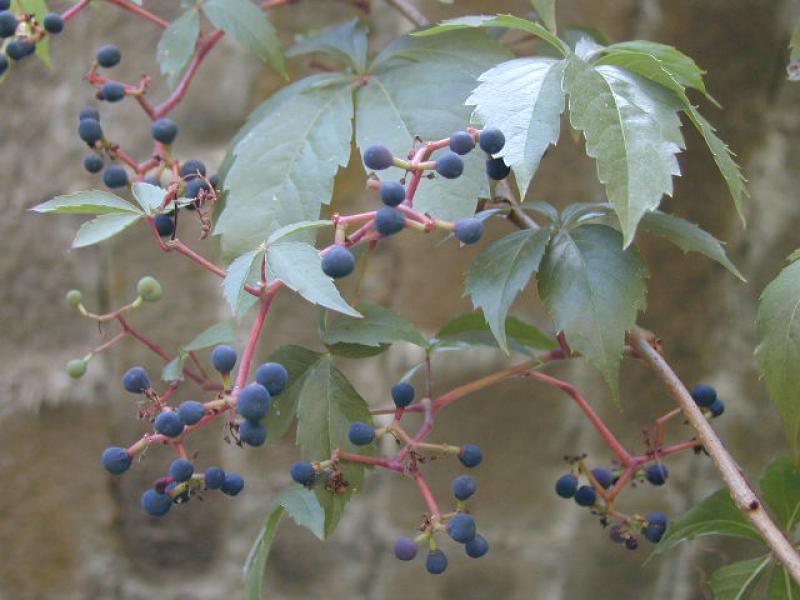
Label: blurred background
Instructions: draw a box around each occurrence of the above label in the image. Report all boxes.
[1,0,799,598]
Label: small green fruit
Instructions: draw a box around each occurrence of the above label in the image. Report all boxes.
[66,289,82,308]
[67,359,87,379]
[136,276,162,302]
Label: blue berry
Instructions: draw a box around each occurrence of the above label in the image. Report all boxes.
[394,537,418,561]
[643,512,668,543]
[486,157,511,180]
[391,382,415,408]
[256,362,289,396]
[435,151,464,179]
[101,446,131,475]
[290,461,316,486]
[221,472,245,496]
[169,458,194,482]
[690,384,717,407]
[454,218,484,245]
[710,398,725,417]
[449,131,475,155]
[96,44,121,68]
[6,39,31,61]
[83,153,104,173]
[645,464,669,486]
[591,468,614,490]
[79,106,100,121]
[154,411,184,438]
[211,344,238,374]
[425,550,448,575]
[141,489,171,516]
[0,11,17,38]
[625,537,639,550]
[363,144,394,171]
[448,513,476,543]
[479,127,505,154]
[465,533,489,558]
[375,206,405,236]
[239,419,267,446]
[321,245,356,279]
[555,474,578,498]
[459,444,483,468]
[647,511,668,527]
[204,466,226,490]
[609,524,626,544]
[78,118,103,146]
[379,180,405,206]
[122,366,150,393]
[185,178,209,199]
[151,118,178,144]
[180,159,206,179]
[154,213,175,237]
[177,400,205,426]
[574,485,597,507]
[0,54,8,76]
[43,13,64,34]
[237,383,271,421]
[102,82,126,102]
[103,165,128,188]
[452,475,477,501]
[348,421,375,446]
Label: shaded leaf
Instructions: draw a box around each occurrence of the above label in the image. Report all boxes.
[266,219,332,246]
[131,182,169,215]
[639,210,744,281]
[327,342,390,359]
[157,8,200,89]
[184,320,237,352]
[710,555,771,600]
[465,228,552,352]
[435,312,556,354]
[223,249,264,316]
[537,224,648,402]
[72,212,142,249]
[768,564,800,600]
[760,457,800,532]
[31,190,141,214]
[530,0,557,33]
[287,18,368,73]
[756,260,800,462]
[161,355,186,382]
[322,303,427,348]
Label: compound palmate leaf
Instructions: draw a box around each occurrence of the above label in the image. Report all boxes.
[31,190,141,214]
[709,554,772,600]
[465,228,552,352]
[756,259,800,462]
[538,224,648,402]
[216,74,355,256]
[356,30,511,222]
[72,213,142,249]
[157,8,200,89]
[563,54,684,246]
[294,354,374,537]
[467,57,567,197]
[322,303,428,348]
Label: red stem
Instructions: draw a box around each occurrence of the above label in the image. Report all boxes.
[337,451,401,471]
[413,471,440,517]
[234,288,280,392]
[104,0,169,28]
[62,0,91,21]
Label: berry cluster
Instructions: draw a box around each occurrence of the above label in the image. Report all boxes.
[99,344,289,517]
[321,127,508,280]
[0,2,63,76]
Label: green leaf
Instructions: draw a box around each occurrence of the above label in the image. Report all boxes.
[435,312,557,354]
[287,18,368,73]
[266,242,360,318]
[538,224,648,402]
[756,260,800,462]
[215,74,354,256]
[162,355,186,382]
[131,182,169,215]
[563,54,684,246]
[355,31,510,223]
[266,219,332,246]
[467,57,566,196]
[791,28,800,63]
[639,210,744,281]
[223,249,264,315]
[157,8,200,89]
[322,303,428,348]
[327,342,390,359]
[656,489,763,554]
[264,345,324,444]
[244,486,324,600]
[413,14,568,56]
[760,457,800,531]
[710,555,772,600]
[295,354,374,537]
[530,0,557,33]
[768,564,800,599]
[202,0,285,77]
[72,212,142,249]
[788,249,800,264]
[184,320,238,352]
[465,228,552,352]
[30,190,141,214]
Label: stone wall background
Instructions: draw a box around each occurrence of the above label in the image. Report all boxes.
[1,0,799,598]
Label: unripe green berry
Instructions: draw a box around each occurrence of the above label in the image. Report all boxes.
[66,289,83,308]
[136,276,163,302]
[67,359,87,379]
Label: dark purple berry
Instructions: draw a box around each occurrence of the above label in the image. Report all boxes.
[83,153,104,173]
[256,362,289,396]
[96,44,121,68]
[122,366,150,393]
[102,81,126,103]
[425,550,448,574]
[78,118,103,146]
[185,177,209,199]
[180,159,206,179]
[555,474,578,498]
[591,468,614,490]
[169,458,194,482]
[452,475,477,501]
[101,446,131,475]
[454,218,484,245]
[211,344,237,374]
[43,13,64,34]
[177,400,205,426]
[204,466,226,490]
[141,489,171,516]
[379,180,405,206]
[0,54,8,76]
[394,537,418,561]
[609,525,626,544]
[465,533,489,558]
[239,419,267,446]
[447,513,477,543]
[435,151,464,179]
[459,444,483,468]
[154,411,184,438]
[290,461,316,486]
[151,118,178,144]
[321,245,356,279]
[6,39,33,61]
[0,1,10,11]
[221,472,245,496]
[486,157,511,180]
[103,165,128,188]
[574,485,597,507]
[237,383,271,421]
[479,127,505,154]
[690,384,717,407]
[710,398,725,417]
[363,144,394,171]
[0,11,17,38]
[375,206,405,236]
[625,537,639,550]
[449,131,475,155]
[348,421,375,446]
[154,213,175,237]
[645,464,669,486]
[79,106,100,122]
[391,382,415,408]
